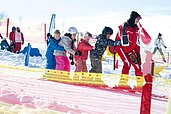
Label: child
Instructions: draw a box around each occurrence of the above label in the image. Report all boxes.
[53,27,82,72]
[89,26,120,73]
[45,30,64,70]
[75,32,93,72]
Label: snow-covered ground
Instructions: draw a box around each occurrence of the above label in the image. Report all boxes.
[0,41,171,114]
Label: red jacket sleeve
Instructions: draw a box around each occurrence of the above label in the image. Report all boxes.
[9,32,15,41]
[79,42,93,51]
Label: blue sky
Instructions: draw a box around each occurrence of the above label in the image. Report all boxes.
[0,0,171,22]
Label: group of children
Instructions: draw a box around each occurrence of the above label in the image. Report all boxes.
[45,26,119,73]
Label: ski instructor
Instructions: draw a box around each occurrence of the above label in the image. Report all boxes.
[115,11,143,85]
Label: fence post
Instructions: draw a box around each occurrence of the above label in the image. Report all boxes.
[140,61,154,114]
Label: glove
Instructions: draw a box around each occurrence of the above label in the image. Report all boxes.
[69,54,73,60]
[71,61,75,65]
[75,51,82,56]
[113,40,121,46]
[128,51,138,64]
[156,47,159,50]
[73,39,76,43]
[164,46,167,49]
[136,53,141,65]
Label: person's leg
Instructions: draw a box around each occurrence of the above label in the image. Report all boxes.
[64,56,70,72]
[17,42,21,53]
[75,59,83,72]
[117,47,131,75]
[117,47,131,87]
[15,42,21,53]
[13,43,18,53]
[152,47,157,54]
[82,60,88,72]
[89,54,96,73]
[98,60,102,73]
[52,56,56,70]
[158,48,166,62]
[89,54,102,73]
[55,56,65,70]
[46,55,54,69]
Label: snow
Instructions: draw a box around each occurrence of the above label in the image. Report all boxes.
[0,41,171,113]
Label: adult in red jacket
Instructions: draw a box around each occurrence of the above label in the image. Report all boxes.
[115,11,143,77]
[75,32,93,72]
[9,27,16,51]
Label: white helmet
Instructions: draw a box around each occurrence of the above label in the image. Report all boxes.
[68,27,78,34]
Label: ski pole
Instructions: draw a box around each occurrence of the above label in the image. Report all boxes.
[113,46,116,70]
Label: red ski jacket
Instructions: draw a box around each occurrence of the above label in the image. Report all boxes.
[75,39,93,60]
[9,31,15,42]
[115,22,140,54]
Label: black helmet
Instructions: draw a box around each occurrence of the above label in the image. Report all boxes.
[102,26,113,35]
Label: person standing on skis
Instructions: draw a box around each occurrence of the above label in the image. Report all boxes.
[152,33,167,62]
[115,11,143,77]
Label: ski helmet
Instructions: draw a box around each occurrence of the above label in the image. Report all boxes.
[68,27,78,34]
[102,26,113,35]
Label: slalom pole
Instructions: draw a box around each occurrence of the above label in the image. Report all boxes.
[44,23,46,42]
[6,18,9,38]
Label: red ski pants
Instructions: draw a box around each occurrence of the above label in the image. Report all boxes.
[13,42,21,53]
[116,47,143,76]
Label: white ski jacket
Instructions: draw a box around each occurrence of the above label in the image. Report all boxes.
[154,38,166,49]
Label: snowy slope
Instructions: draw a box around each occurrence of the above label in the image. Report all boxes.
[0,41,171,113]
[0,69,168,114]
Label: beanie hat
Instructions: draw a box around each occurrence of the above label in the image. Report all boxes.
[128,11,141,29]
[102,26,113,35]
[130,11,142,19]
[84,32,92,37]
[12,27,16,31]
